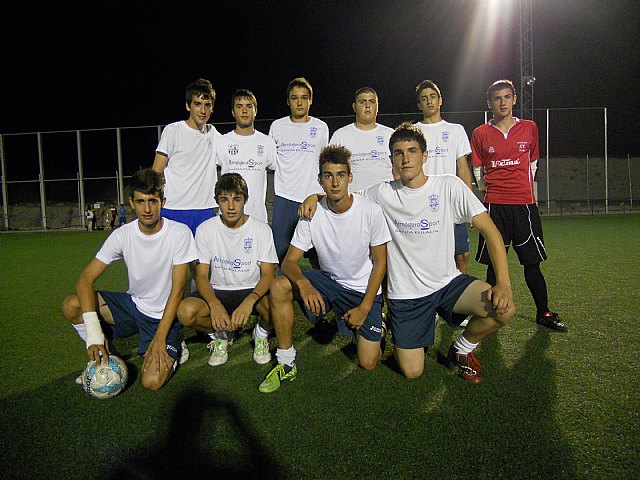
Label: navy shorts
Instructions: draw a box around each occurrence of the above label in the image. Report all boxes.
[454,223,470,255]
[189,288,260,316]
[98,291,182,360]
[271,196,300,263]
[300,270,383,342]
[387,274,476,349]
[161,207,216,236]
[477,203,547,266]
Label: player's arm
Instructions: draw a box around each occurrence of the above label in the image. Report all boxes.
[76,258,110,363]
[282,245,325,315]
[194,261,231,332]
[456,154,474,190]
[230,261,276,329]
[152,152,168,174]
[343,243,387,329]
[298,193,326,220]
[143,262,189,375]
[471,212,513,314]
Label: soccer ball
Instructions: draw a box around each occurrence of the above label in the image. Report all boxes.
[81,356,128,399]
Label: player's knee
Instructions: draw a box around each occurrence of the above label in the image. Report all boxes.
[61,294,81,323]
[270,276,293,302]
[176,301,197,327]
[401,364,424,379]
[496,303,516,326]
[359,356,378,371]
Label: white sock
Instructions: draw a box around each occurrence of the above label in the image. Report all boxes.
[254,323,270,339]
[276,346,296,367]
[73,323,87,342]
[453,333,479,355]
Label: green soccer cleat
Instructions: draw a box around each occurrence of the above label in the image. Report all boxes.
[258,363,297,393]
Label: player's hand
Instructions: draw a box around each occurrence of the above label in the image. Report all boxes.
[142,337,172,375]
[230,298,254,329]
[87,341,110,364]
[487,283,513,316]
[343,305,369,330]
[299,281,325,316]
[298,195,318,220]
[209,301,231,331]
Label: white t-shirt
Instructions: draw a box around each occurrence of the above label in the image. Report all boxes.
[196,216,278,291]
[216,130,277,223]
[96,219,197,318]
[268,116,329,202]
[329,123,394,192]
[414,120,471,176]
[156,121,220,210]
[291,194,391,294]
[362,175,485,299]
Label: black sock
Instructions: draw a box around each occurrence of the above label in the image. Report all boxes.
[524,263,549,317]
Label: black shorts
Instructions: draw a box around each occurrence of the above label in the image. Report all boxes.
[476,203,547,266]
[189,288,260,316]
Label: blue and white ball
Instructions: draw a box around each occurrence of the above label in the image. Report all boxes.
[81,356,128,399]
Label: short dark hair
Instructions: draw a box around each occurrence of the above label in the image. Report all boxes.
[215,173,249,201]
[415,79,441,102]
[318,145,351,175]
[486,79,516,101]
[389,122,427,153]
[354,87,377,101]
[186,78,216,104]
[128,168,163,199]
[287,77,313,99]
[231,89,257,110]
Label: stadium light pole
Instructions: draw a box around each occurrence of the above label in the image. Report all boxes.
[519,0,534,120]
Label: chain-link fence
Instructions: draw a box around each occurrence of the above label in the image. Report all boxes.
[1,108,637,230]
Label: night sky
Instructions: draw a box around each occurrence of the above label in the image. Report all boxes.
[3,0,639,156]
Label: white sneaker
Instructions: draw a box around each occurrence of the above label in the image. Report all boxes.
[179,340,190,365]
[459,318,469,327]
[207,339,229,366]
[252,335,272,365]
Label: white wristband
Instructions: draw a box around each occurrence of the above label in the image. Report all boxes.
[82,311,105,349]
[473,166,486,191]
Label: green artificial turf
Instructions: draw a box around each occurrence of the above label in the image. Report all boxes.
[0,215,638,479]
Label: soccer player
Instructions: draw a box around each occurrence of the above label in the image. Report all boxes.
[269,77,329,263]
[259,145,391,393]
[62,168,197,391]
[177,173,278,366]
[301,124,515,383]
[329,87,395,191]
[152,78,220,236]
[471,79,567,332]
[216,89,277,223]
[414,79,474,274]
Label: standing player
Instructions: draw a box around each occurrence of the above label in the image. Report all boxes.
[414,79,474,274]
[329,87,394,191]
[177,173,278,366]
[216,89,277,223]
[471,79,567,332]
[62,169,197,391]
[152,78,220,236]
[259,145,390,393]
[269,77,329,263]
[301,124,515,383]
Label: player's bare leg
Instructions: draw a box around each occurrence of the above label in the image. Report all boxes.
[177,296,214,333]
[394,347,425,379]
[356,334,382,371]
[269,276,296,349]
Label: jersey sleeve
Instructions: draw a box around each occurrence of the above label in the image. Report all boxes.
[156,124,175,156]
[368,202,391,247]
[450,177,486,223]
[470,127,484,167]
[290,218,312,252]
[216,138,228,173]
[257,223,279,264]
[456,125,472,158]
[195,222,213,265]
[265,137,277,170]
[529,121,540,162]
[95,229,124,265]
[173,225,198,265]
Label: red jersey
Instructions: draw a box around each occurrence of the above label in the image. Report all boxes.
[471,118,539,204]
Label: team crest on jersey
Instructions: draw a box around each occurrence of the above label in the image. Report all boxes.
[244,237,253,253]
[442,131,449,142]
[517,141,527,152]
[488,146,495,153]
[309,127,318,138]
[429,193,439,212]
[228,144,239,155]
[376,135,384,145]
[257,145,264,156]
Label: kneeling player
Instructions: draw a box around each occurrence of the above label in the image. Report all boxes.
[259,145,391,393]
[177,173,278,366]
[62,169,197,391]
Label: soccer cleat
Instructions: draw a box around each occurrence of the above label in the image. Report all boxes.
[536,311,568,332]
[179,340,190,365]
[258,363,297,393]
[447,344,484,383]
[207,339,229,366]
[252,335,272,365]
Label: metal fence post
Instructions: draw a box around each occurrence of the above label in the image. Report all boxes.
[629,154,633,209]
[604,107,608,214]
[546,109,550,215]
[116,128,124,205]
[77,130,85,227]
[0,134,8,230]
[37,132,47,229]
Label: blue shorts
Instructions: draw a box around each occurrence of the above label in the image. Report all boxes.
[189,288,260,316]
[271,196,300,263]
[98,291,182,360]
[300,270,383,342]
[454,223,470,255]
[387,274,476,349]
[162,208,215,236]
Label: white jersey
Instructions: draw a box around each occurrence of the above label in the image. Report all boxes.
[156,121,220,210]
[96,219,197,318]
[195,216,278,291]
[217,130,277,223]
[268,116,329,202]
[291,194,390,294]
[329,123,394,192]
[362,175,485,299]
[414,120,471,176]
